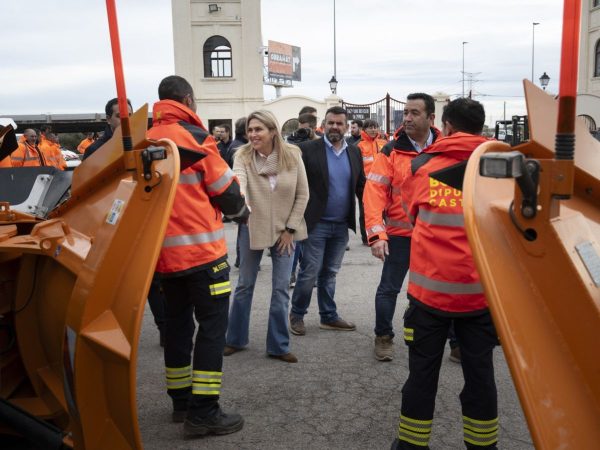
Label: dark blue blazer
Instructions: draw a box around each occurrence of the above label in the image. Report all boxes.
[297,137,365,233]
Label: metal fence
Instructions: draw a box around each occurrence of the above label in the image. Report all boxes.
[342,94,405,136]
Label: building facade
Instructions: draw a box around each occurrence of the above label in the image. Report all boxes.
[577,0,600,131]
[171,0,265,131]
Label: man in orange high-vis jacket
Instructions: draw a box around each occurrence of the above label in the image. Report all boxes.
[146,75,249,439]
[38,130,66,170]
[391,98,498,450]
[363,93,439,362]
[357,119,388,244]
[77,132,95,153]
[10,128,46,167]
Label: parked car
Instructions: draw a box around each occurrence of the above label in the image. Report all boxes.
[61,149,82,170]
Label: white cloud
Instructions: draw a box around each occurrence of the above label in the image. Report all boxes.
[0,0,565,127]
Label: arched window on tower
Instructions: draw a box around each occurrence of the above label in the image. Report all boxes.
[595,39,600,77]
[203,36,232,78]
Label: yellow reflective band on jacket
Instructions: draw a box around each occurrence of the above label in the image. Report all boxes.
[192,370,222,396]
[210,281,231,296]
[403,327,414,341]
[165,365,192,390]
[398,415,432,447]
[463,416,499,447]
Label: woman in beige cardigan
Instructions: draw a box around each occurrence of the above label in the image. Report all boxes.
[224,110,309,363]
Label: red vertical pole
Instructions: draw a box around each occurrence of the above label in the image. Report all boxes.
[555,0,581,160]
[105,0,132,150]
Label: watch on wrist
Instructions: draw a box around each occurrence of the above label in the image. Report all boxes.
[285,227,296,234]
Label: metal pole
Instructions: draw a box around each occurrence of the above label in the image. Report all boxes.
[532,22,539,82]
[333,0,337,81]
[385,93,391,136]
[462,41,468,97]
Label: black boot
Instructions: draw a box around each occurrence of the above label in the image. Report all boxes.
[184,408,244,437]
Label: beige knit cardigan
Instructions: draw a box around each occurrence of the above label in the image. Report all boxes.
[233,145,309,250]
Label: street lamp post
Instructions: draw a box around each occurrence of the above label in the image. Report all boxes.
[539,72,550,90]
[532,22,539,82]
[329,76,338,94]
[333,0,337,82]
[462,41,468,97]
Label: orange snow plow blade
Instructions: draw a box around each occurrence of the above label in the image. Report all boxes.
[0,105,182,449]
[463,81,600,449]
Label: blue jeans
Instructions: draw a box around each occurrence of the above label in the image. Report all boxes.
[291,221,349,324]
[291,241,303,274]
[374,235,410,338]
[226,224,294,355]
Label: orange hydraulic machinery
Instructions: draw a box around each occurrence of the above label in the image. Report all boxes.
[0,1,194,448]
[0,106,182,449]
[462,0,600,448]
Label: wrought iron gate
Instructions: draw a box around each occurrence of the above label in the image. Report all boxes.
[342,94,405,136]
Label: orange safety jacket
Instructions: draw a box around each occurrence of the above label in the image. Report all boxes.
[0,156,12,168]
[77,137,94,153]
[10,142,46,167]
[147,99,248,277]
[357,130,387,175]
[363,127,440,243]
[403,132,489,315]
[39,139,67,170]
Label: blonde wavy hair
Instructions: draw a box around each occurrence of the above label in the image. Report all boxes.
[235,110,300,171]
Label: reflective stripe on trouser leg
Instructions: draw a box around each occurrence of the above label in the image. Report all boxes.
[209,280,231,296]
[192,370,222,396]
[403,327,414,342]
[463,415,498,447]
[397,414,432,447]
[165,365,192,390]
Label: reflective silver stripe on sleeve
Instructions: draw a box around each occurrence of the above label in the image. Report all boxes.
[367,224,386,235]
[179,171,203,185]
[402,202,415,223]
[418,209,464,227]
[392,186,402,195]
[410,272,484,295]
[366,172,391,185]
[385,219,413,230]
[162,228,225,248]
[206,168,234,193]
[362,156,374,162]
[227,204,248,218]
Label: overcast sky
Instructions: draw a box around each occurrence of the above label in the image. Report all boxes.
[0,0,564,126]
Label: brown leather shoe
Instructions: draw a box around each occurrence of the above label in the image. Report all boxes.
[319,318,356,331]
[223,345,242,356]
[268,352,298,363]
[289,315,306,336]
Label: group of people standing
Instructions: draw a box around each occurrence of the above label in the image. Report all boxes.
[64,73,498,449]
[0,125,67,169]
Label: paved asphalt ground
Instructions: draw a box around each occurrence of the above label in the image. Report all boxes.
[137,221,534,450]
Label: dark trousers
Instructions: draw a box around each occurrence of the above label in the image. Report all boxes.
[374,235,410,338]
[147,273,166,331]
[358,199,368,244]
[399,304,498,449]
[161,266,230,418]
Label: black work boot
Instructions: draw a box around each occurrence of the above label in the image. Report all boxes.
[184,408,244,437]
[391,438,430,450]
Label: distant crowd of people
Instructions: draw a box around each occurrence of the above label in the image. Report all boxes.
[0,75,500,449]
[0,125,67,169]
